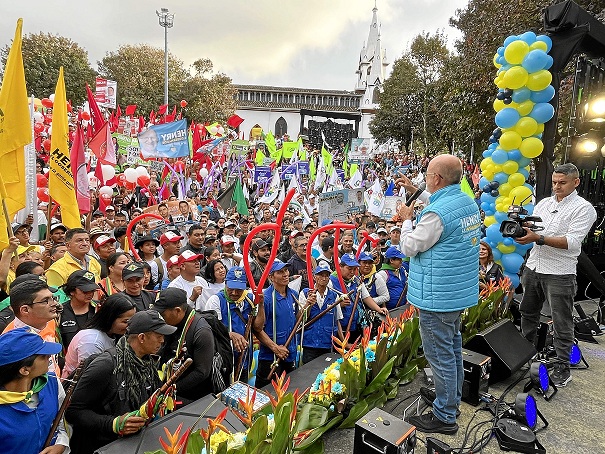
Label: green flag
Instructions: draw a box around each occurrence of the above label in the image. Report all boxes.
[255,148,266,165]
[233,179,249,215]
[310,155,316,180]
[460,176,475,199]
[321,146,332,174]
[282,141,298,159]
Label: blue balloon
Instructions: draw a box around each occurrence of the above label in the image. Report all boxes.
[483,184,492,193]
[495,108,521,129]
[543,55,553,70]
[521,49,549,73]
[479,177,490,188]
[490,181,500,189]
[503,35,518,47]
[492,249,502,262]
[489,136,498,144]
[497,46,505,56]
[491,148,509,164]
[529,103,555,124]
[483,149,494,158]
[536,35,552,52]
[495,211,508,223]
[490,203,496,212]
[515,241,533,253]
[519,31,537,45]
[512,87,532,103]
[493,172,509,184]
[518,158,531,169]
[524,203,534,214]
[488,142,498,150]
[480,192,496,204]
[508,149,522,161]
[481,202,491,212]
[530,85,555,103]
[504,271,520,288]
[486,224,504,244]
[503,237,513,246]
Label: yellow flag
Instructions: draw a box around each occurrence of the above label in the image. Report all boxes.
[49,67,81,228]
[0,19,30,217]
[0,176,11,251]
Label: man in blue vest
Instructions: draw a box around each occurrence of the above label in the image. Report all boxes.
[377,246,409,310]
[396,154,481,435]
[206,267,265,382]
[299,262,344,364]
[255,259,299,388]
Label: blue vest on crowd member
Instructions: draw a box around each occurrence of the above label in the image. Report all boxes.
[302,287,339,350]
[260,285,298,363]
[217,290,254,336]
[408,184,481,312]
[384,268,407,310]
[0,373,59,454]
[363,275,378,299]
[330,275,360,332]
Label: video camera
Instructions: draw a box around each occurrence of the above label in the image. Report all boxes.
[499,205,543,238]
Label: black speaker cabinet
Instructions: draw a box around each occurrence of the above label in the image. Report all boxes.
[354,408,416,454]
[465,319,536,384]
[461,348,491,406]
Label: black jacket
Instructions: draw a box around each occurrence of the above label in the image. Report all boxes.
[59,301,95,349]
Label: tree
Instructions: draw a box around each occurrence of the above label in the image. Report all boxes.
[0,33,96,105]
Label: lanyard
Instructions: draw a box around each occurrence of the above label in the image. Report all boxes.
[175,310,196,360]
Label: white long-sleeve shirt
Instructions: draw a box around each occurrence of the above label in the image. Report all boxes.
[400,191,443,257]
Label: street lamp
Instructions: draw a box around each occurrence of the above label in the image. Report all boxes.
[156,7,174,106]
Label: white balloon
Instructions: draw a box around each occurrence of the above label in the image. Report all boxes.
[99,185,113,196]
[135,166,148,177]
[209,126,218,135]
[199,168,209,178]
[101,165,115,181]
[49,94,55,102]
[88,172,99,189]
[124,168,138,183]
[217,126,225,135]
[33,112,44,123]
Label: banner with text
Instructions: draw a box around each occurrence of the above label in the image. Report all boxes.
[137,119,189,159]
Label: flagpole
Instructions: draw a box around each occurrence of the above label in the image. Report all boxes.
[46,196,53,241]
[0,173,16,242]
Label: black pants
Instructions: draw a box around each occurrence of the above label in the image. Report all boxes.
[302,346,332,365]
[255,359,294,389]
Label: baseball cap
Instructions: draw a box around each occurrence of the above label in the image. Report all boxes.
[10,274,54,291]
[239,218,250,224]
[366,221,376,228]
[358,251,375,262]
[220,235,236,245]
[49,222,67,233]
[160,231,183,246]
[204,236,217,244]
[313,262,332,275]
[321,219,332,227]
[94,235,116,249]
[126,310,177,335]
[385,246,406,260]
[179,250,203,263]
[151,288,188,312]
[135,235,160,249]
[89,227,108,238]
[0,328,62,366]
[122,262,145,280]
[11,223,31,234]
[289,230,303,239]
[105,205,115,211]
[92,210,104,218]
[309,194,316,199]
[224,220,237,228]
[166,255,181,269]
[389,226,402,233]
[377,227,388,234]
[293,216,303,222]
[340,253,360,267]
[16,245,36,256]
[65,270,100,292]
[225,266,247,290]
[252,239,269,251]
[269,259,288,274]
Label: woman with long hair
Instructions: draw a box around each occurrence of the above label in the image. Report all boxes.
[62,293,136,378]
[99,252,132,296]
[479,241,504,288]
[201,259,227,309]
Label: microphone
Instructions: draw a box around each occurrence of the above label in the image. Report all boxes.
[405,182,426,207]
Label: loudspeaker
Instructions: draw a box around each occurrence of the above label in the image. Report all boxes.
[461,348,491,406]
[465,319,537,384]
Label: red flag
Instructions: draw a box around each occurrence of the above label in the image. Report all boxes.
[149,110,156,124]
[125,104,137,116]
[158,104,168,115]
[138,116,145,132]
[116,105,122,118]
[226,114,244,129]
[159,165,172,201]
[89,122,116,165]
[70,122,91,213]
[86,83,104,133]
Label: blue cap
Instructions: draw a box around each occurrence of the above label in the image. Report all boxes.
[340,253,360,267]
[226,266,248,290]
[269,259,288,274]
[321,219,332,227]
[0,328,62,366]
[358,251,374,262]
[385,246,406,260]
[313,262,332,275]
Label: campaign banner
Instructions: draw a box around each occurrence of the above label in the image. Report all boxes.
[349,138,374,163]
[381,196,406,219]
[348,188,366,214]
[318,189,349,225]
[95,77,117,109]
[336,168,345,182]
[137,119,190,159]
[282,141,299,159]
[229,140,249,156]
[281,163,297,180]
[393,165,410,176]
[254,166,272,183]
[297,161,310,176]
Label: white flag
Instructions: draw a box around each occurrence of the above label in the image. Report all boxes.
[258,171,280,204]
[314,159,327,191]
[365,178,385,216]
[348,168,362,189]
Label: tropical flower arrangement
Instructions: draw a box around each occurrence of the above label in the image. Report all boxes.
[461,277,513,345]
[145,308,425,454]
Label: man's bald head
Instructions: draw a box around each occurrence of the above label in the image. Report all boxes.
[429,155,463,186]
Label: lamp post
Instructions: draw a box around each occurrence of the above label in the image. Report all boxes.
[156,8,174,106]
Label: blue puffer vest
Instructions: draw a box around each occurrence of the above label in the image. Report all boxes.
[330,275,360,332]
[217,290,254,336]
[384,269,406,310]
[407,184,481,312]
[302,287,339,349]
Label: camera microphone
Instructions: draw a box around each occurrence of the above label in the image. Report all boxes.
[405,182,426,207]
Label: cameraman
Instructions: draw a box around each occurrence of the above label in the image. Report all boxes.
[515,163,596,388]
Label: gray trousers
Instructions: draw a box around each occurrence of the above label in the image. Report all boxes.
[520,267,577,366]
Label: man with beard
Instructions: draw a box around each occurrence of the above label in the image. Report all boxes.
[250,239,271,289]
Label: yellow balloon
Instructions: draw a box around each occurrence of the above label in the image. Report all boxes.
[508,172,526,187]
[493,164,503,173]
[519,137,544,158]
[516,100,535,117]
[480,158,493,171]
[504,40,530,65]
[483,169,495,180]
[496,79,507,89]
[502,66,529,89]
[509,185,532,204]
[502,160,519,174]
[493,99,506,112]
[514,117,538,137]
[493,53,502,69]
[499,183,512,196]
[498,244,517,254]
[484,216,497,227]
[499,131,523,150]
[530,41,548,52]
[535,123,545,134]
[526,70,553,91]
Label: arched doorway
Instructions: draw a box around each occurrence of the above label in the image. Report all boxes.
[275,117,287,137]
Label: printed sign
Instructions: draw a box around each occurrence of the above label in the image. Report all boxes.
[254,166,272,183]
[349,138,374,163]
[318,189,349,225]
[137,119,190,159]
[95,77,117,109]
[380,196,406,219]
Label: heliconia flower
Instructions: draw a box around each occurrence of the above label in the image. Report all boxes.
[158,423,192,454]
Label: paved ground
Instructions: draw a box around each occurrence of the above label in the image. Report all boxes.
[324,299,605,454]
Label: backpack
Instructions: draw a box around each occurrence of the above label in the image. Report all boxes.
[186,310,234,393]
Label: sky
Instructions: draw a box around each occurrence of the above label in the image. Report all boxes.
[0,0,469,92]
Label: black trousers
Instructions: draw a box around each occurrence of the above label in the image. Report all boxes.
[255,359,294,389]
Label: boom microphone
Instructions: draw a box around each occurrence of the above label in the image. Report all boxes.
[405,182,426,206]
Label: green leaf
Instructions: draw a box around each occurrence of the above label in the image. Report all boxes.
[296,438,324,454]
[364,389,388,409]
[271,401,293,454]
[144,451,165,454]
[250,440,272,454]
[339,358,362,401]
[362,356,396,397]
[185,431,205,454]
[294,415,343,450]
[215,441,228,454]
[339,400,369,429]
[245,415,268,451]
[294,403,328,433]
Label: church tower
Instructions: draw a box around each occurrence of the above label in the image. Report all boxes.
[355,2,389,138]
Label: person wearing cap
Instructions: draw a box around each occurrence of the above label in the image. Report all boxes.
[12,222,40,252]
[287,235,315,291]
[377,246,409,310]
[156,231,184,287]
[153,288,217,403]
[206,267,265,380]
[46,228,102,288]
[168,250,209,310]
[387,225,403,252]
[330,253,388,341]
[93,234,117,278]
[121,262,155,311]
[277,229,302,263]
[249,238,271,289]
[293,216,303,232]
[160,255,182,290]
[305,193,317,213]
[395,155,481,434]
[180,223,206,256]
[298,262,344,364]
[222,220,240,248]
[254,259,299,389]
[66,310,175,454]
[104,205,117,227]
[219,235,243,269]
[358,251,390,308]
[3,278,62,376]
[49,222,67,245]
[0,328,68,454]
[58,270,100,349]
[135,235,161,290]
